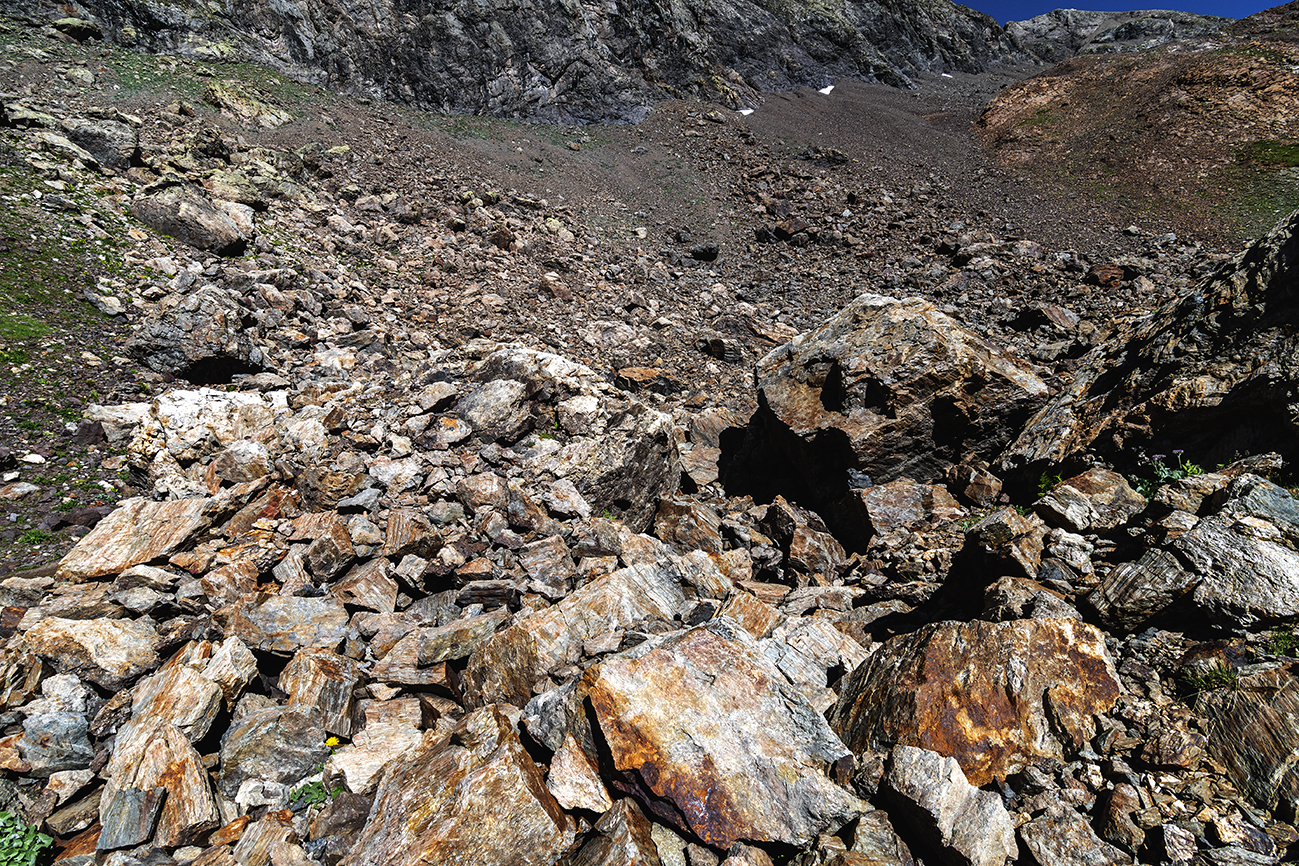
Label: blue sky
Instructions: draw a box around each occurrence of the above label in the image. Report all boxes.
[968,0,1277,24]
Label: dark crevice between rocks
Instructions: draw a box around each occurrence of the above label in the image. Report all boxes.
[177,355,264,386]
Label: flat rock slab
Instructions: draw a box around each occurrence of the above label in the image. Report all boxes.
[26,617,160,690]
[829,618,1120,785]
[55,497,214,580]
[227,594,350,653]
[587,620,865,849]
[342,705,572,866]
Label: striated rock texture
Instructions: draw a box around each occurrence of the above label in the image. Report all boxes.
[15,0,1029,121]
[1003,208,1299,476]
[828,618,1120,785]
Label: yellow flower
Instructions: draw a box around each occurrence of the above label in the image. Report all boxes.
[325,736,340,747]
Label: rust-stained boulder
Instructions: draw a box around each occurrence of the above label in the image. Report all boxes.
[828,618,1120,785]
[587,620,865,850]
[227,594,350,654]
[746,293,1048,517]
[1002,208,1299,475]
[341,704,572,866]
[54,497,216,580]
[25,617,160,690]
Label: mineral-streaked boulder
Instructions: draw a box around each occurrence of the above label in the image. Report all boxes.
[1018,810,1131,866]
[587,620,865,849]
[227,594,350,654]
[1034,467,1145,533]
[1199,661,1299,815]
[215,707,329,800]
[828,618,1120,785]
[743,294,1047,538]
[567,797,661,866]
[341,704,572,866]
[54,497,216,580]
[883,745,1016,866]
[25,617,160,690]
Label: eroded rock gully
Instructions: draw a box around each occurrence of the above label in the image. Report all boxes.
[7,11,1299,866]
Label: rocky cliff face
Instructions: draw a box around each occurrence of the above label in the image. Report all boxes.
[1005,8,1232,64]
[2,0,1029,120]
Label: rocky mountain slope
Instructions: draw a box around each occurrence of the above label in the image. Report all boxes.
[980,1,1299,244]
[7,9,1299,866]
[1006,8,1233,63]
[0,0,1032,122]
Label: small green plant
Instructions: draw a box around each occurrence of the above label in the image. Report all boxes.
[289,779,343,807]
[1182,661,1240,697]
[18,529,54,545]
[1131,450,1204,498]
[0,810,53,866]
[1271,627,1298,657]
[1037,471,1063,499]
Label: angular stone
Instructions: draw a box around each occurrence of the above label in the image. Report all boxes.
[341,705,572,866]
[1199,662,1299,815]
[280,649,363,737]
[216,707,329,800]
[546,733,613,814]
[55,497,215,580]
[417,610,510,664]
[860,480,964,535]
[26,617,160,690]
[568,798,660,866]
[749,294,1048,525]
[588,621,865,849]
[1035,468,1145,533]
[130,641,226,742]
[458,473,510,511]
[231,809,296,866]
[19,705,93,777]
[227,594,350,653]
[851,810,916,865]
[304,518,356,580]
[829,619,1120,785]
[327,698,425,794]
[100,718,220,850]
[655,497,724,553]
[1018,811,1130,866]
[381,509,440,559]
[519,536,576,594]
[464,563,685,706]
[132,186,250,255]
[333,559,399,613]
[63,118,138,171]
[883,745,1016,866]
[203,636,260,708]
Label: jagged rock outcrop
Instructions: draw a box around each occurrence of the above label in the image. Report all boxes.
[1002,208,1299,477]
[1006,9,1231,64]
[12,0,1030,121]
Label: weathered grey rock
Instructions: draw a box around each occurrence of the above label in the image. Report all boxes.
[26,617,160,690]
[63,117,138,171]
[131,186,251,255]
[883,745,1016,866]
[280,648,362,737]
[327,697,425,794]
[828,619,1119,786]
[546,733,613,814]
[227,594,350,653]
[1035,467,1145,533]
[128,291,264,381]
[60,0,1031,123]
[1007,8,1231,64]
[851,811,917,865]
[1018,811,1130,866]
[1199,662,1299,815]
[216,707,329,800]
[568,797,662,866]
[587,620,865,849]
[1088,476,1299,632]
[341,704,572,866]
[18,686,93,777]
[130,640,226,742]
[744,294,1047,542]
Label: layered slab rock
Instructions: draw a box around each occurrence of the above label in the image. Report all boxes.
[1089,476,1299,632]
[749,293,1048,510]
[463,563,685,706]
[1199,662,1299,815]
[883,745,1016,866]
[131,186,251,255]
[53,497,215,580]
[587,621,865,849]
[341,704,572,866]
[227,594,350,653]
[828,618,1120,785]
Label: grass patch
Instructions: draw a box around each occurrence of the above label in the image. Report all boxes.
[1238,140,1299,168]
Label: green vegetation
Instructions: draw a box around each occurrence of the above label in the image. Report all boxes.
[1237,140,1299,169]
[0,810,52,866]
[1218,44,1290,66]
[1271,627,1298,656]
[1017,108,1060,130]
[289,778,344,807]
[1181,661,1239,696]
[19,530,55,545]
[1037,471,1064,499]
[1130,450,1204,498]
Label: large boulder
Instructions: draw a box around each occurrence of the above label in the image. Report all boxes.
[1002,208,1299,477]
[732,294,1047,544]
[131,186,251,255]
[828,618,1120,785]
[127,288,265,382]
